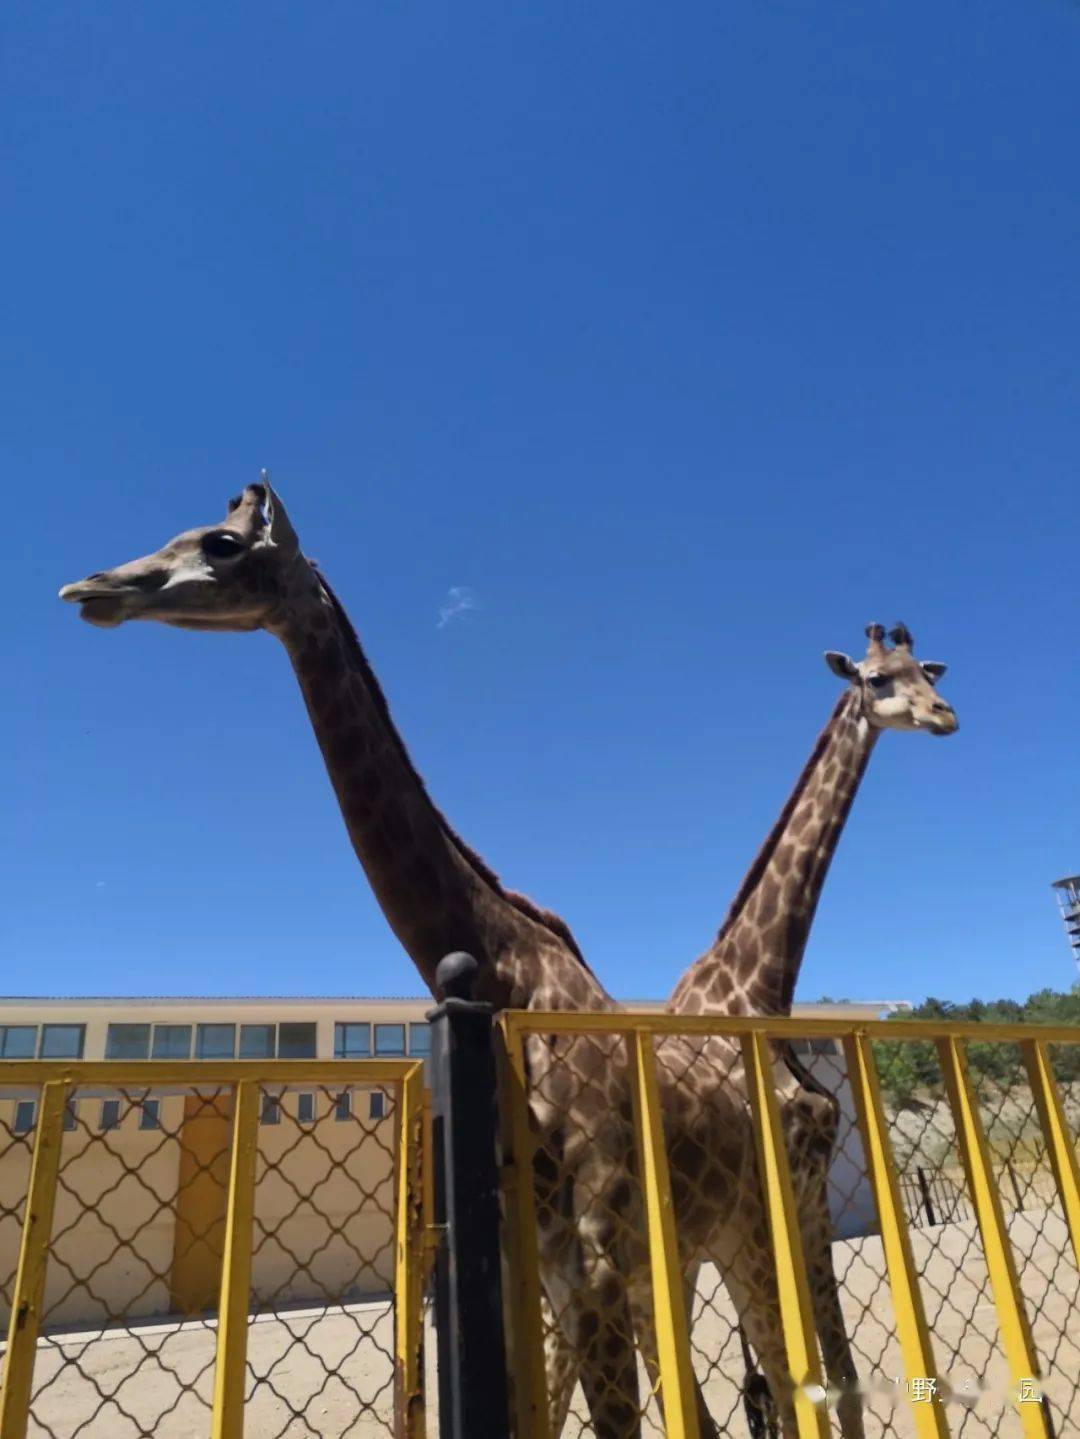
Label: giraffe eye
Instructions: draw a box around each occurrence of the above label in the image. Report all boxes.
[202,531,245,560]
[867,673,889,690]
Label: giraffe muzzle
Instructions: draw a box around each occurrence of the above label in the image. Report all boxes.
[59,579,132,627]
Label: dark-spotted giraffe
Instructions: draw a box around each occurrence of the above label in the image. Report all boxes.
[667,622,958,1437]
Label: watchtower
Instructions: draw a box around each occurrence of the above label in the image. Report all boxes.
[1051,874,1080,975]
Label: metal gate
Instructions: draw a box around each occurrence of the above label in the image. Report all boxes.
[496,1012,1080,1439]
[0,1059,428,1439]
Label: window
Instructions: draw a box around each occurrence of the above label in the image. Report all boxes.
[260,1094,281,1126]
[138,1099,161,1130]
[239,1025,275,1060]
[408,1023,430,1057]
[195,1024,235,1060]
[152,1025,192,1059]
[297,1092,315,1125]
[100,1099,121,1131]
[334,1023,370,1059]
[278,1023,317,1059]
[374,1024,405,1057]
[106,1024,151,1060]
[63,1101,78,1132]
[368,1091,385,1121]
[0,1026,37,1059]
[39,1025,84,1059]
[334,1091,352,1122]
[13,1101,36,1134]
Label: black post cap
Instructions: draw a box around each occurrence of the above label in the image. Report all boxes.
[435,951,479,1001]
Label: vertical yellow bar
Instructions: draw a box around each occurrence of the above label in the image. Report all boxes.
[937,1037,1049,1439]
[741,1032,830,1439]
[0,1082,69,1439]
[626,1029,699,1439]
[843,1036,950,1439]
[494,1017,552,1439]
[211,1079,259,1439]
[394,1064,426,1439]
[1020,1040,1080,1276]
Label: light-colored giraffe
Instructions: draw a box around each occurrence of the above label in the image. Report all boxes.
[59,478,659,1435]
[666,621,958,1437]
[65,480,788,1437]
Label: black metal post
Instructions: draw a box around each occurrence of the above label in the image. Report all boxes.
[915,1166,937,1228]
[428,952,511,1439]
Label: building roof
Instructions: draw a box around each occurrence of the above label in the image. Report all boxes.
[0,994,910,1015]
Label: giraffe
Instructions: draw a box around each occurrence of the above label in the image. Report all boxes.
[666,622,958,1437]
[58,477,660,1436]
[56,482,879,1438]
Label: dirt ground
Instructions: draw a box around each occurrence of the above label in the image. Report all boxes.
[19,1205,1080,1438]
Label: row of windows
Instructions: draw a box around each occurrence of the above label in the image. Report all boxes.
[9,1098,160,1133]
[8,1089,388,1134]
[105,1022,320,1060]
[0,1020,431,1062]
[0,1024,85,1060]
[333,1022,429,1058]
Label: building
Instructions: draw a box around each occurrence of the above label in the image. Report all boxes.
[0,995,902,1328]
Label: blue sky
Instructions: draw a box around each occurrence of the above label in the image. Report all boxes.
[4,1,1079,1005]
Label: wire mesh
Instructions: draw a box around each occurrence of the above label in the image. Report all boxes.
[501,1019,1080,1439]
[0,1069,427,1439]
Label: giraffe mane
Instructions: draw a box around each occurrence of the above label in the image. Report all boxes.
[311,568,594,975]
[713,689,857,951]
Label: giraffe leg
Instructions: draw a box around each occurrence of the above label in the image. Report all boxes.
[716,1250,800,1439]
[805,1241,863,1438]
[738,1325,780,1439]
[628,1270,721,1439]
[788,1097,863,1438]
[540,1235,642,1439]
[543,1299,580,1436]
[540,1277,585,1437]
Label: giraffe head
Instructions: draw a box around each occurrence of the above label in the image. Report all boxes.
[59,478,311,631]
[824,623,958,736]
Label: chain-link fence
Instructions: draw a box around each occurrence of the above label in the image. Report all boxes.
[497,1015,1080,1439]
[0,1060,428,1439]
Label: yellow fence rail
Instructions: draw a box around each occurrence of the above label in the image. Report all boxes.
[497,1013,1080,1438]
[0,1059,427,1439]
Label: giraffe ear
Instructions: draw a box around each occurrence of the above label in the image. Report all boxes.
[255,478,300,555]
[824,651,859,680]
[920,661,947,683]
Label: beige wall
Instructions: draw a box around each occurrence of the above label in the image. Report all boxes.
[0,1085,400,1331]
[1,995,896,1330]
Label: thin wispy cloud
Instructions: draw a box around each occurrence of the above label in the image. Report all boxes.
[437,585,480,629]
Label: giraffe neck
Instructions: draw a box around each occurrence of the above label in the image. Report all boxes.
[273,569,602,1011]
[672,689,879,1017]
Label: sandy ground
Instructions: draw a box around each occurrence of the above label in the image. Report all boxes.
[16,1205,1080,1438]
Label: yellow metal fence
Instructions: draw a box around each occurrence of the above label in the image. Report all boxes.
[1,1021,1078,1439]
[0,1060,428,1439]
[496,1015,1080,1439]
